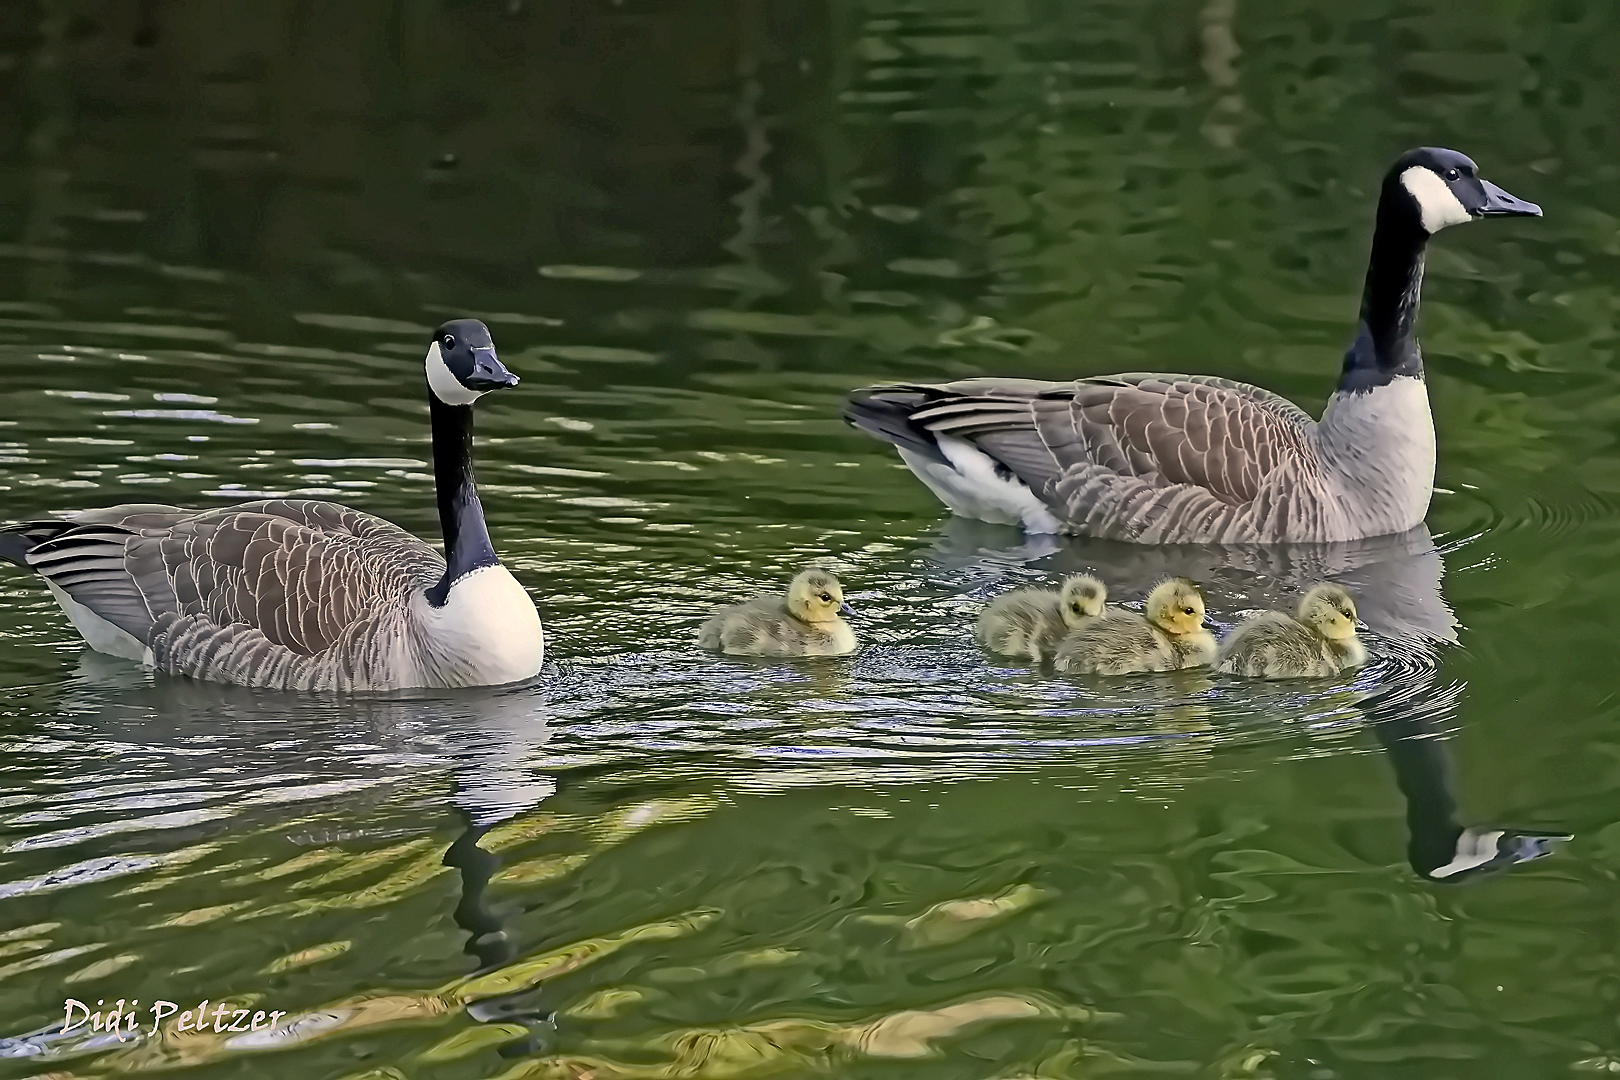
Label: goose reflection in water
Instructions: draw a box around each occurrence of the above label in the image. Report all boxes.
[921,518,1569,881]
[28,660,562,1059]
[433,692,561,1056]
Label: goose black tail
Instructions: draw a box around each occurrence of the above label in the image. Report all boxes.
[0,521,75,568]
[842,384,951,466]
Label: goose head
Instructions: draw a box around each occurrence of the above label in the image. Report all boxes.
[1387,147,1542,236]
[1145,577,1205,638]
[426,319,519,406]
[786,568,849,624]
[1058,573,1107,628]
[1298,584,1358,642]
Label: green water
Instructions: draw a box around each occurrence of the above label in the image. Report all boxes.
[2,1,1620,1076]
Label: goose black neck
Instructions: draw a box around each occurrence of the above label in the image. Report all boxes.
[426,394,498,607]
[1340,195,1429,391]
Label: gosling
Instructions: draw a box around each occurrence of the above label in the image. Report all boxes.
[976,574,1107,663]
[1053,577,1216,675]
[1217,583,1366,679]
[697,567,856,657]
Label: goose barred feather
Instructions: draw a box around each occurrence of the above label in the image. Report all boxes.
[2,500,458,690]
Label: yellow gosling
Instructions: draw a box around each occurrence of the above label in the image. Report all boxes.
[976,574,1106,663]
[1053,577,1216,675]
[1217,583,1366,679]
[698,567,856,657]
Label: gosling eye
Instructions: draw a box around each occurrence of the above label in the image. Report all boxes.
[820,592,832,603]
[1443,167,1460,181]
[442,335,456,350]
[1182,606,1195,616]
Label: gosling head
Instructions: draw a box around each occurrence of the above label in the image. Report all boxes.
[1058,574,1107,628]
[1386,148,1541,237]
[1144,577,1206,638]
[1298,584,1358,642]
[786,568,848,624]
[425,318,519,406]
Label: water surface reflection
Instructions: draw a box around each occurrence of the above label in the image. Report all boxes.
[1,553,1569,1060]
[4,0,1618,1073]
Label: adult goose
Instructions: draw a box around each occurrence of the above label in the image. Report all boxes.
[0,319,545,691]
[844,148,1542,543]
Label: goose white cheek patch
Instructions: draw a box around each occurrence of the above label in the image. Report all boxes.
[1400,166,1471,234]
[425,342,487,406]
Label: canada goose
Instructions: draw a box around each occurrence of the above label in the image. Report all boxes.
[0,319,544,691]
[1217,583,1367,679]
[975,573,1105,662]
[844,148,1542,543]
[697,567,856,657]
[1053,577,1216,675]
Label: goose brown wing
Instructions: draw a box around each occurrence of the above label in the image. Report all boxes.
[18,499,442,656]
[908,374,1316,505]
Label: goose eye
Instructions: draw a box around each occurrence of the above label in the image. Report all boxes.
[820,593,832,602]
[442,335,456,349]
[1182,606,1195,615]
[1443,167,1459,181]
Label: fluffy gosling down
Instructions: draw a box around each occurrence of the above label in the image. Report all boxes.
[1217,584,1367,679]
[1053,577,1216,675]
[698,568,856,657]
[976,574,1107,662]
